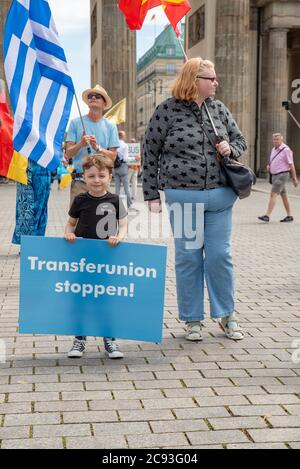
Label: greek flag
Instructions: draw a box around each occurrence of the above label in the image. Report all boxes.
[3,0,74,170]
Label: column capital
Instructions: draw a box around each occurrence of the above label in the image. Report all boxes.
[268,27,289,34]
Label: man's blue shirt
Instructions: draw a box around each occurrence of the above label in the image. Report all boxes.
[66,115,120,172]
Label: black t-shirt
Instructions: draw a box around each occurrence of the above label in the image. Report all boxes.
[69,192,127,240]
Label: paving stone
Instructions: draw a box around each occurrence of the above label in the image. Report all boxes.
[93,421,151,436]
[112,390,164,400]
[65,435,127,449]
[118,410,175,421]
[89,400,142,411]
[227,443,288,449]
[267,416,300,428]
[150,419,208,433]
[247,395,300,405]
[132,380,183,389]
[142,398,196,409]
[33,424,92,438]
[4,413,60,426]
[213,386,267,396]
[10,375,60,384]
[289,443,300,449]
[187,430,250,445]
[35,382,84,392]
[0,426,30,439]
[8,392,60,402]
[228,405,287,417]
[174,407,231,420]
[85,381,134,391]
[1,438,63,449]
[282,405,300,416]
[127,432,189,449]
[163,388,215,398]
[208,417,268,430]
[195,396,250,407]
[63,411,118,424]
[61,391,112,401]
[35,401,88,412]
[248,428,300,443]
[0,403,32,414]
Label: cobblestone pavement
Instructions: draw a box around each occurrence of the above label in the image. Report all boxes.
[0,179,300,449]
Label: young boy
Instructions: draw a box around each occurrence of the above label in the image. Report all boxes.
[64,154,128,359]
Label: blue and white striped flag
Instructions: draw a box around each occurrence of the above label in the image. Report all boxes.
[3,0,74,170]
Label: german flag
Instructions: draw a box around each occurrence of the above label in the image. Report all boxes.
[118,0,190,35]
[0,80,27,184]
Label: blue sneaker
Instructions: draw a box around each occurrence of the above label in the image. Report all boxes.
[68,339,86,358]
[103,338,124,359]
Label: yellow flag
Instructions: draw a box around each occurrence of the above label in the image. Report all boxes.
[6,151,28,185]
[105,98,126,125]
[59,165,73,189]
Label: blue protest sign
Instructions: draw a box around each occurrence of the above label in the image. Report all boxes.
[19,237,167,343]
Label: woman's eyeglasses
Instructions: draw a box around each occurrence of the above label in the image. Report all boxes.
[196,76,218,83]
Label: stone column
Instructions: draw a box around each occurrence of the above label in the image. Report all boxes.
[0,1,11,84]
[287,31,300,171]
[101,0,137,139]
[215,0,250,163]
[260,28,289,171]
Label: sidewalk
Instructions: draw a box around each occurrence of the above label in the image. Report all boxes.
[0,180,300,449]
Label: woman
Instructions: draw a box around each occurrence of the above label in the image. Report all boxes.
[143,58,247,342]
[12,160,51,245]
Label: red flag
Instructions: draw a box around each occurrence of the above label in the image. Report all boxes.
[162,1,190,36]
[0,83,14,178]
[118,0,190,35]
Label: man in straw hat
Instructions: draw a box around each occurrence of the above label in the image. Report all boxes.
[66,85,120,203]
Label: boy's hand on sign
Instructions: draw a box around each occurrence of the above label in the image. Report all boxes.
[108,236,121,247]
[65,233,77,243]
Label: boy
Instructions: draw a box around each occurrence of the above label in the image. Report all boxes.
[64,154,128,359]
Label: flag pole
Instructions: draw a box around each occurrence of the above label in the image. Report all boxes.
[177,32,188,62]
[74,91,92,154]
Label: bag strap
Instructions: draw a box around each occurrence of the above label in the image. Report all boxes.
[200,103,224,159]
[270,147,286,169]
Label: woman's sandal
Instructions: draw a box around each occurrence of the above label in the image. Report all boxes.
[219,314,244,341]
[185,322,203,341]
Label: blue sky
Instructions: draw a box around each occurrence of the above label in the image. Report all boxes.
[49,1,168,120]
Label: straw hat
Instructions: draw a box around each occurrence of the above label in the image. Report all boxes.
[82,84,112,110]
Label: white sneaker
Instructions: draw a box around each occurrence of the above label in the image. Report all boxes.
[68,339,86,358]
[103,338,124,359]
[185,322,203,341]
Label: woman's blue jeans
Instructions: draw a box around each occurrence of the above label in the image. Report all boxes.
[164,187,237,322]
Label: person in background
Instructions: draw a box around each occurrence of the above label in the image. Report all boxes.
[128,138,141,202]
[65,85,119,204]
[258,133,298,223]
[113,130,134,211]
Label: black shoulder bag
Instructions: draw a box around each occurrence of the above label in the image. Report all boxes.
[202,103,256,200]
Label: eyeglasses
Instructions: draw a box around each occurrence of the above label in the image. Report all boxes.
[196,76,218,83]
[87,93,103,100]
